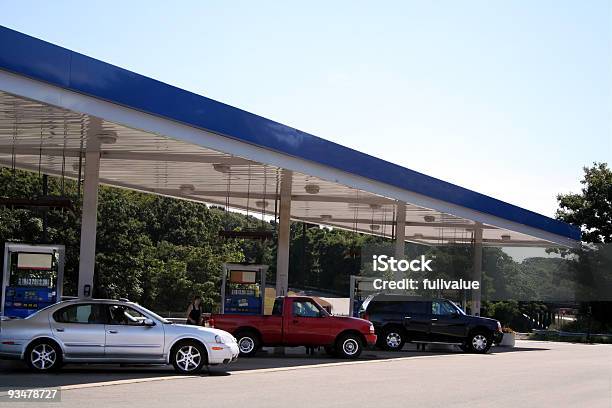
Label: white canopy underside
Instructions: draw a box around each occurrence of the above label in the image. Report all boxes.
[0,89,563,248]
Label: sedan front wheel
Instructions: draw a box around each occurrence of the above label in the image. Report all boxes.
[171,341,207,374]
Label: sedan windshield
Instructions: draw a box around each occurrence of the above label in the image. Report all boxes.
[134,304,172,324]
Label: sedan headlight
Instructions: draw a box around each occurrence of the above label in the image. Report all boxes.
[215,335,223,344]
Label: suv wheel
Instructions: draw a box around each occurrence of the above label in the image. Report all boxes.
[171,341,207,374]
[382,328,405,351]
[235,330,260,357]
[336,333,363,359]
[468,331,492,353]
[26,340,62,372]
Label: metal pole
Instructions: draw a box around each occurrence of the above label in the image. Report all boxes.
[56,245,65,301]
[220,263,227,314]
[349,275,356,317]
[471,222,483,316]
[260,265,267,315]
[77,137,100,298]
[301,222,307,286]
[42,174,48,243]
[394,201,406,257]
[1,244,10,315]
[275,170,292,297]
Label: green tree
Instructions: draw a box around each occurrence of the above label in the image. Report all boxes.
[556,162,612,243]
[556,162,612,329]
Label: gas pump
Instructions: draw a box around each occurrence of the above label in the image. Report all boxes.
[349,275,377,317]
[1,243,65,318]
[221,263,268,315]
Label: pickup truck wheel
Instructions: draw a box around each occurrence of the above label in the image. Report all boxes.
[235,331,260,357]
[382,328,405,351]
[336,333,362,359]
[468,331,492,353]
[171,341,207,374]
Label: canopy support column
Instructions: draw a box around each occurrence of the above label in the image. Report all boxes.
[275,170,292,297]
[471,222,483,316]
[77,138,101,298]
[394,201,406,259]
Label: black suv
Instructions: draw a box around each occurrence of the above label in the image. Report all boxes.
[359,294,503,353]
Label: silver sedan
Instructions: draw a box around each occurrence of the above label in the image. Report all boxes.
[0,298,238,373]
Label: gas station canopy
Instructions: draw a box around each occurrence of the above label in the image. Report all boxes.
[0,26,580,249]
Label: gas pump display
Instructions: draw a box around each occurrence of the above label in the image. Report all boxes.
[1,243,64,318]
[221,263,268,315]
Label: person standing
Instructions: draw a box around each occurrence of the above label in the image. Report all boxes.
[186,295,204,325]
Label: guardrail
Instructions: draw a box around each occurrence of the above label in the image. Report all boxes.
[532,329,612,337]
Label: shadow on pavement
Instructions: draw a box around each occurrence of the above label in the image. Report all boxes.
[0,342,549,391]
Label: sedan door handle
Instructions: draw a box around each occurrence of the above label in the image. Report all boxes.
[108,330,118,334]
[55,328,64,332]
[431,318,438,321]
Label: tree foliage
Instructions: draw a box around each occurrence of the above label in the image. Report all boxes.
[0,168,382,312]
[556,162,612,243]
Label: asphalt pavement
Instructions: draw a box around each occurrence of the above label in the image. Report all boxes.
[0,340,610,408]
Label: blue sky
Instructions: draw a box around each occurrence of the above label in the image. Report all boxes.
[2,1,610,217]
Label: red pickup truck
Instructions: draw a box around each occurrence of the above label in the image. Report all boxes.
[209,296,376,358]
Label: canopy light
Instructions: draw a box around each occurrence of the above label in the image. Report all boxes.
[424,215,436,222]
[213,163,231,173]
[501,234,511,241]
[96,132,117,145]
[304,184,320,194]
[179,184,195,195]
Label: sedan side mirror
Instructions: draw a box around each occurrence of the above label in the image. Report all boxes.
[143,318,156,326]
